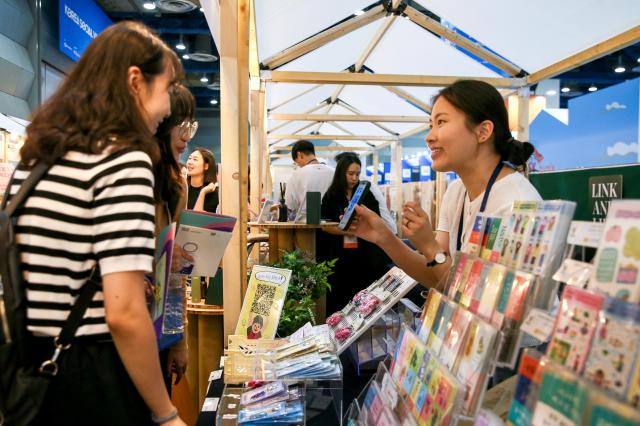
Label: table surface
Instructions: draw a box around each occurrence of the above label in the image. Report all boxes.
[247,221,339,229]
[186,300,224,316]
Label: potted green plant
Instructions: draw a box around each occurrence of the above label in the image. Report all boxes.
[270,249,336,336]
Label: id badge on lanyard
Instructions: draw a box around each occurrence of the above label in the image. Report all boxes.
[344,234,358,249]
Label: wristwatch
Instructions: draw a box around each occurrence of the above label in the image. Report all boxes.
[426,252,447,267]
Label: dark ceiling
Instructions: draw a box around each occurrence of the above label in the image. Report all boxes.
[95,0,220,109]
[94,0,639,110]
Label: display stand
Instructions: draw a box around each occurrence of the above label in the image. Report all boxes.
[325,267,418,355]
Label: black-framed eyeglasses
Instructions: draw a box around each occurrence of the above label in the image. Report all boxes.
[178,120,199,139]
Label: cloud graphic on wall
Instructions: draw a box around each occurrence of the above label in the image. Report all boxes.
[605,102,627,111]
[606,141,638,157]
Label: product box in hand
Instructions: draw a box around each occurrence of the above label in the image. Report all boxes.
[589,199,640,303]
[547,286,604,374]
[235,265,291,340]
[583,297,640,397]
[175,210,236,277]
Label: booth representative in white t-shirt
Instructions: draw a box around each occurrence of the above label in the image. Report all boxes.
[349,80,541,288]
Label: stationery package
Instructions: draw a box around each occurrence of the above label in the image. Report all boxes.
[589,199,640,303]
[583,297,640,397]
[507,349,543,426]
[547,287,604,374]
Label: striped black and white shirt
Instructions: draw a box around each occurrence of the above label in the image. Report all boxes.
[9,149,156,338]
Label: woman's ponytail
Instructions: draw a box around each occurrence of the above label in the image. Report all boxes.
[496,137,534,168]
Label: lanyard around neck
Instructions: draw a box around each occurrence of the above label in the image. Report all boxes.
[456,161,504,251]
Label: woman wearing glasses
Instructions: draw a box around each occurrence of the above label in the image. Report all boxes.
[186,147,219,213]
[154,84,198,392]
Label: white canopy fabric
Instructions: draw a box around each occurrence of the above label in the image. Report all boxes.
[255,0,640,147]
[415,0,640,73]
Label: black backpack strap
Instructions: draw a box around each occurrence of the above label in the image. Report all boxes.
[2,162,50,214]
[57,268,102,346]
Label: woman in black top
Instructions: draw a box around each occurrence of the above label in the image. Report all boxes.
[320,155,392,314]
[186,147,219,212]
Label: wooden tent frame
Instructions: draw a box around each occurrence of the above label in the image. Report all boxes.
[214,0,640,342]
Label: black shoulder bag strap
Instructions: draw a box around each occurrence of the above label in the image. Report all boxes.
[2,162,101,376]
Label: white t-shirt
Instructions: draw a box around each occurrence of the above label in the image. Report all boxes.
[437,172,542,256]
[284,163,335,218]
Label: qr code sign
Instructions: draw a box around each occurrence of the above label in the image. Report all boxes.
[251,283,276,316]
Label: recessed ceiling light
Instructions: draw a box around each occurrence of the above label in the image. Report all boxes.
[545,90,557,96]
[561,87,570,93]
[182,54,190,60]
[588,85,597,92]
[143,1,156,10]
[637,57,640,63]
[210,99,218,105]
[354,10,364,16]
[614,66,625,73]
[176,42,186,50]
[200,75,209,83]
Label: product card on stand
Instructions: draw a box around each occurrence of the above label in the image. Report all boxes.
[520,308,555,342]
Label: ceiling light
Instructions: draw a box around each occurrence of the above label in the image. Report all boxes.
[588,85,597,92]
[354,10,364,16]
[200,74,209,83]
[615,66,625,73]
[182,54,190,60]
[561,87,570,93]
[637,57,640,63]
[176,35,186,51]
[545,90,557,96]
[210,99,218,105]
[143,1,156,10]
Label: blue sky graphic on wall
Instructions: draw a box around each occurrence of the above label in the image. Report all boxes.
[529,78,639,171]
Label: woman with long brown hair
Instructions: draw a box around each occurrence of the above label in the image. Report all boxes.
[186,147,219,212]
[10,22,186,425]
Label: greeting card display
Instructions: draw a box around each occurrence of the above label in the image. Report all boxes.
[498,271,535,365]
[439,307,473,370]
[235,265,292,340]
[588,200,640,303]
[547,286,604,374]
[583,297,640,397]
[418,288,443,342]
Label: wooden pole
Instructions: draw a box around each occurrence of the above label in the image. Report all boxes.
[383,86,432,114]
[250,88,263,224]
[372,151,379,186]
[392,141,403,234]
[263,71,525,88]
[268,84,323,112]
[267,134,397,141]
[261,4,386,69]
[434,172,446,230]
[399,123,430,140]
[220,0,249,340]
[517,87,530,142]
[268,113,429,123]
[271,145,375,152]
[527,26,640,84]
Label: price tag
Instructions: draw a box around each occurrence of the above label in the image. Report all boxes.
[201,397,219,412]
[552,259,592,288]
[520,308,556,342]
[209,369,223,382]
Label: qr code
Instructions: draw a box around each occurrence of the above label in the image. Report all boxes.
[250,284,276,316]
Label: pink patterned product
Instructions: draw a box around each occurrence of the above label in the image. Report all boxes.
[352,290,369,305]
[357,295,380,317]
[335,327,352,341]
[326,312,343,327]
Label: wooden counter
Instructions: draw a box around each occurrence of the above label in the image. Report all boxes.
[186,301,224,408]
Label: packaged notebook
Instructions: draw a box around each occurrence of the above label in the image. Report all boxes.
[453,317,499,416]
[547,287,604,374]
[427,300,456,356]
[491,213,515,264]
[418,289,443,342]
[503,201,538,269]
[474,263,507,321]
[467,214,489,257]
[507,349,543,426]
[460,259,486,309]
[439,307,473,370]
[531,360,588,426]
[583,297,640,397]
[480,216,502,261]
[420,356,463,426]
[586,387,640,426]
[498,271,534,365]
[588,199,640,303]
[392,325,427,399]
[444,252,470,300]
[491,270,516,329]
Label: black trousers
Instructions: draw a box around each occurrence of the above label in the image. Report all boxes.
[27,336,153,426]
